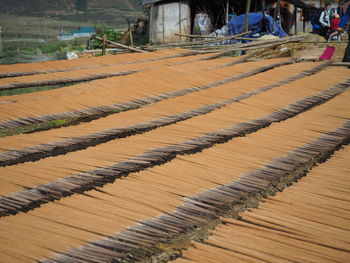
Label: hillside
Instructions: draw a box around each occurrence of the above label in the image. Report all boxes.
[0,0,145,40]
[0,0,146,63]
[0,0,144,37]
[0,0,142,14]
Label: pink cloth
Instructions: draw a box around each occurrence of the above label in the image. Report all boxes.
[320,46,335,60]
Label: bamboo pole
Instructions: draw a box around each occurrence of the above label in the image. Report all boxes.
[141,33,246,50]
[300,40,348,43]
[261,0,267,32]
[186,35,308,52]
[179,0,182,41]
[226,0,229,24]
[160,31,252,47]
[235,37,259,41]
[152,35,306,54]
[330,62,350,66]
[149,5,153,44]
[294,6,298,35]
[162,0,165,43]
[277,0,281,23]
[244,0,252,32]
[129,26,134,47]
[102,34,106,56]
[272,0,281,33]
[143,34,307,52]
[95,37,147,53]
[175,33,220,38]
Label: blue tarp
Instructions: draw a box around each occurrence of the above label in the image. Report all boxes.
[228,12,287,42]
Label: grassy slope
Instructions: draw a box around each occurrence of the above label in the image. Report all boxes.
[0,0,144,39]
[0,0,145,62]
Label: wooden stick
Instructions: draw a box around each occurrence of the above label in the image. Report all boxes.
[190,35,308,53]
[299,40,348,43]
[330,62,350,66]
[175,33,220,39]
[179,0,182,41]
[159,31,252,47]
[272,0,281,33]
[144,34,307,53]
[162,0,165,43]
[235,37,258,41]
[102,34,106,56]
[129,26,134,47]
[261,0,267,32]
[244,0,252,32]
[226,0,229,23]
[95,37,147,53]
[186,31,252,45]
[294,6,297,35]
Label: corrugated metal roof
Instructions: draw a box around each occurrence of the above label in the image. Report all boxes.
[142,0,161,6]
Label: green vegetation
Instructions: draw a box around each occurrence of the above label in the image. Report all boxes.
[0,0,147,64]
[3,38,88,54]
[93,27,124,49]
[0,81,86,96]
[0,101,147,138]
[0,85,60,96]
[0,119,71,138]
[1,37,89,64]
[0,0,142,15]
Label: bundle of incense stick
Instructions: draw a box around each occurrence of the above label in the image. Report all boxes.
[0,48,349,263]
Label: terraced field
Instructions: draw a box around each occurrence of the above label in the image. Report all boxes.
[0,49,349,263]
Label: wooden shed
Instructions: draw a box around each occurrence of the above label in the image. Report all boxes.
[143,0,192,43]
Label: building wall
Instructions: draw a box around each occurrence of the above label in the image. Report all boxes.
[150,1,191,43]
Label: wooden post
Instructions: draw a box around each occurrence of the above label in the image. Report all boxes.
[273,0,281,21]
[162,0,165,43]
[226,0,229,24]
[262,0,266,12]
[129,25,134,46]
[294,6,297,35]
[149,5,153,44]
[254,0,258,12]
[179,0,182,41]
[244,0,252,32]
[261,0,267,32]
[0,26,2,52]
[277,0,281,23]
[273,0,281,33]
[102,34,106,56]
